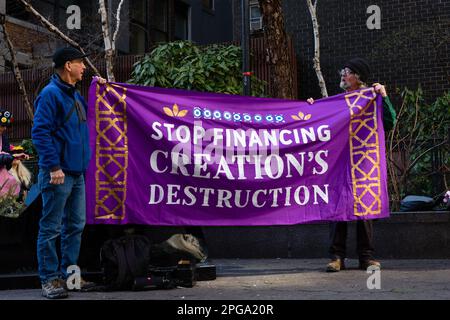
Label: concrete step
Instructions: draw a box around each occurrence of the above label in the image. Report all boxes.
[138,211,450,259]
[0,271,102,290]
[0,211,449,275]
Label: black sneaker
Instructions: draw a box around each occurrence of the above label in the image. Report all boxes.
[41,279,68,299]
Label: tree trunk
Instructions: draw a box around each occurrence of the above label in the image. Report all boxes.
[258,0,294,99]
[99,0,115,82]
[0,22,34,122]
[306,0,328,97]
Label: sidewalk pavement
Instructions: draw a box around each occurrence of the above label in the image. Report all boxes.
[0,259,449,300]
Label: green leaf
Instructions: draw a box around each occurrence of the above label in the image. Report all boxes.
[127,40,265,97]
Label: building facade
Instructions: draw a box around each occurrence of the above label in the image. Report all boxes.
[0,0,234,71]
[233,0,449,102]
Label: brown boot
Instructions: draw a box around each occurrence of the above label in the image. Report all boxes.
[326,259,345,272]
[59,277,97,292]
[359,259,381,270]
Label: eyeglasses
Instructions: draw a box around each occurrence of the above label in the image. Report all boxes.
[339,68,354,77]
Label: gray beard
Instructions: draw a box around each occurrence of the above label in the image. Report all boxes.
[340,80,351,90]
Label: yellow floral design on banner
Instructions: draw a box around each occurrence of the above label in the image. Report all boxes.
[163,104,188,117]
[291,111,312,121]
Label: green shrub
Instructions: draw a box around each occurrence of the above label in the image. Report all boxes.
[387,87,449,207]
[128,41,266,97]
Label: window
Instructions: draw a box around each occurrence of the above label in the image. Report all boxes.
[202,0,214,11]
[129,23,146,54]
[175,1,190,40]
[6,0,31,20]
[130,0,146,24]
[6,0,86,30]
[129,0,148,54]
[33,0,67,27]
[249,0,262,31]
[153,0,168,43]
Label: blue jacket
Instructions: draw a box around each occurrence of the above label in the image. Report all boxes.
[32,74,91,174]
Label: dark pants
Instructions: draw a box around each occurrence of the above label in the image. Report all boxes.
[328,220,375,261]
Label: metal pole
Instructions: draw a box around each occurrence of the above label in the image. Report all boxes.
[241,0,251,95]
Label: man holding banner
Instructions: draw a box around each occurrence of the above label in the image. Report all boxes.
[308,58,396,272]
[32,47,106,299]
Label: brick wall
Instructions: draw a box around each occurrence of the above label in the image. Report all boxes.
[5,21,53,55]
[234,0,450,103]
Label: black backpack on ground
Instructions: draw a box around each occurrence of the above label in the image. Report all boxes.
[100,234,202,291]
[100,234,152,291]
[399,195,436,212]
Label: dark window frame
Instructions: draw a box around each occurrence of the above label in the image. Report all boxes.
[249,0,263,32]
[129,0,150,54]
[174,0,190,41]
[150,0,170,45]
[201,0,214,15]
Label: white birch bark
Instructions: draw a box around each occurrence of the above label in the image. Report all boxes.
[99,0,115,82]
[306,0,328,97]
[99,0,125,82]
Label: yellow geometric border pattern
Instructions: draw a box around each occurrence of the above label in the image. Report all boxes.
[94,83,128,220]
[345,88,381,216]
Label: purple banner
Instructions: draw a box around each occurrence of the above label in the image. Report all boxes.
[86,79,390,226]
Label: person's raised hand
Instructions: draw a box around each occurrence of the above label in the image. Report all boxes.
[373,83,387,97]
[93,76,107,84]
[12,153,29,160]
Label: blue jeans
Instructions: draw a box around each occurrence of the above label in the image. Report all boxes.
[37,169,86,283]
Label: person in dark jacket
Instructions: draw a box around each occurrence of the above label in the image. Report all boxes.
[32,47,106,299]
[307,58,397,272]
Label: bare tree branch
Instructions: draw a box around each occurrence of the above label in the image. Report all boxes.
[406,140,448,175]
[306,0,328,97]
[17,0,101,76]
[112,0,124,48]
[0,22,34,121]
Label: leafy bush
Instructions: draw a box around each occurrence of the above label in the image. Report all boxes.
[20,139,37,158]
[128,41,266,96]
[0,196,26,218]
[387,87,449,209]
[427,91,450,138]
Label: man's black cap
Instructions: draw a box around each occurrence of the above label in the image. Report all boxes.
[344,58,371,83]
[52,47,90,68]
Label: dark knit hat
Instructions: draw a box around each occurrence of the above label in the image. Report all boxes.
[344,58,371,83]
[52,46,90,69]
[0,109,13,127]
